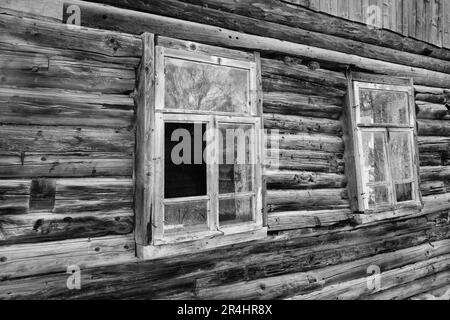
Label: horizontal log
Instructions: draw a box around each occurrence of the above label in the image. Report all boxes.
[264,149,345,173]
[289,254,450,300]
[414,86,449,95]
[417,120,450,137]
[269,133,344,153]
[0,125,134,153]
[420,166,450,182]
[0,152,133,178]
[265,170,346,189]
[0,180,31,215]
[0,92,134,128]
[263,91,344,119]
[367,270,450,300]
[47,0,450,88]
[415,93,450,104]
[84,0,450,74]
[409,284,450,300]
[53,178,133,214]
[267,209,352,231]
[263,113,342,136]
[0,49,48,70]
[420,181,447,196]
[0,211,133,246]
[0,235,136,280]
[418,136,450,153]
[0,206,447,299]
[0,13,142,58]
[416,101,449,120]
[261,57,347,88]
[419,152,447,167]
[262,75,346,98]
[266,188,349,212]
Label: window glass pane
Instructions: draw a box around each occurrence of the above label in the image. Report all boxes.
[359,89,409,125]
[389,131,413,181]
[367,185,390,208]
[219,123,254,194]
[164,200,208,234]
[361,131,388,183]
[219,196,253,225]
[165,57,250,113]
[395,183,413,202]
[164,123,207,199]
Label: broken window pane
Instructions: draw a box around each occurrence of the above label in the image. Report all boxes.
[165,57,250,113]
[367,185,390,208]
[389,131,413,181]
[164,122,207,199]
[361,131,388,183]
[219,196,253,225]
[359,89,409,125]
[219,123,254,194]
[164,200,208,234]
[395,183,413,202]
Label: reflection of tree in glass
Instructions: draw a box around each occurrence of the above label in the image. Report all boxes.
[359,89,408,125]
[165,58,248,112]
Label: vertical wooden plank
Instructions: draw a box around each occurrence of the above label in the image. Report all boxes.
[330,0,338,16]
[310,0,321,11]
[424,0,432,43]
[444,0,450,47]
[135,32,155,247]
[349,0,363,22]
[416,0,425,41]
[319,0,329,13]
[402,0,409,35]
[383,0,393,29]
[338,0,350,19]
[409,0,417,37]
[433,0,443,46]
[362,0,370,25]
[396,0,404,33]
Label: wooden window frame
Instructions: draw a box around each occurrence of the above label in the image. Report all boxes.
[135,33,266,259]
[346,72,423,214]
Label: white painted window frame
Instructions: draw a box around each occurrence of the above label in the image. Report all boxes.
[351,80,422,213]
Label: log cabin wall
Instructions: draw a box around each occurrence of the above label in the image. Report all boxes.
[0,0,449,299]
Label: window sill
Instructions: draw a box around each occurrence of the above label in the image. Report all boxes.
[351,202,423,225]
[137,226,267,260]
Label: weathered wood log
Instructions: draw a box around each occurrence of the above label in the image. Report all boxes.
[0,13,142,58]
[419,152,447,166]
[263,91,344,119]
[84,0,450,74]
[53,178,133,214]
[367,270,450,300]
[420,166,450,182]
[416,101,449,120]
[0,206,448,299]
[415,92,450,104]
[0,152,133,178]
[269,133,344,153]
[264,149,345,173]
[0,180,30,215]
[262,75,346,98]
[0,211,133,246]
[409,284,450,300]
[266,188,349,212]
[263,113,342,136]
[267,208,352,231]
[0,125,134,153]
[0,235,136,280]
[0,89,134,127]
[417,120,450,137]
[289,254,450,300]
[420,180,447,196]
[265,170,346,189]
[418,136,450,153]
[0,50,48,70]
[414,85,448,95]
[261,57,347,89]
[34,0,450,88]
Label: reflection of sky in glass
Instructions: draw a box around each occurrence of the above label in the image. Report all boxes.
[165,57,249,113]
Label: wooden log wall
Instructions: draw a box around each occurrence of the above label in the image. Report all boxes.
[0,13,140,248]
[287,0,450,49]
[0,1,449,300]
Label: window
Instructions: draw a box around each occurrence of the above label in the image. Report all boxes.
[135,34,265,258]
[347,74,422,213]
